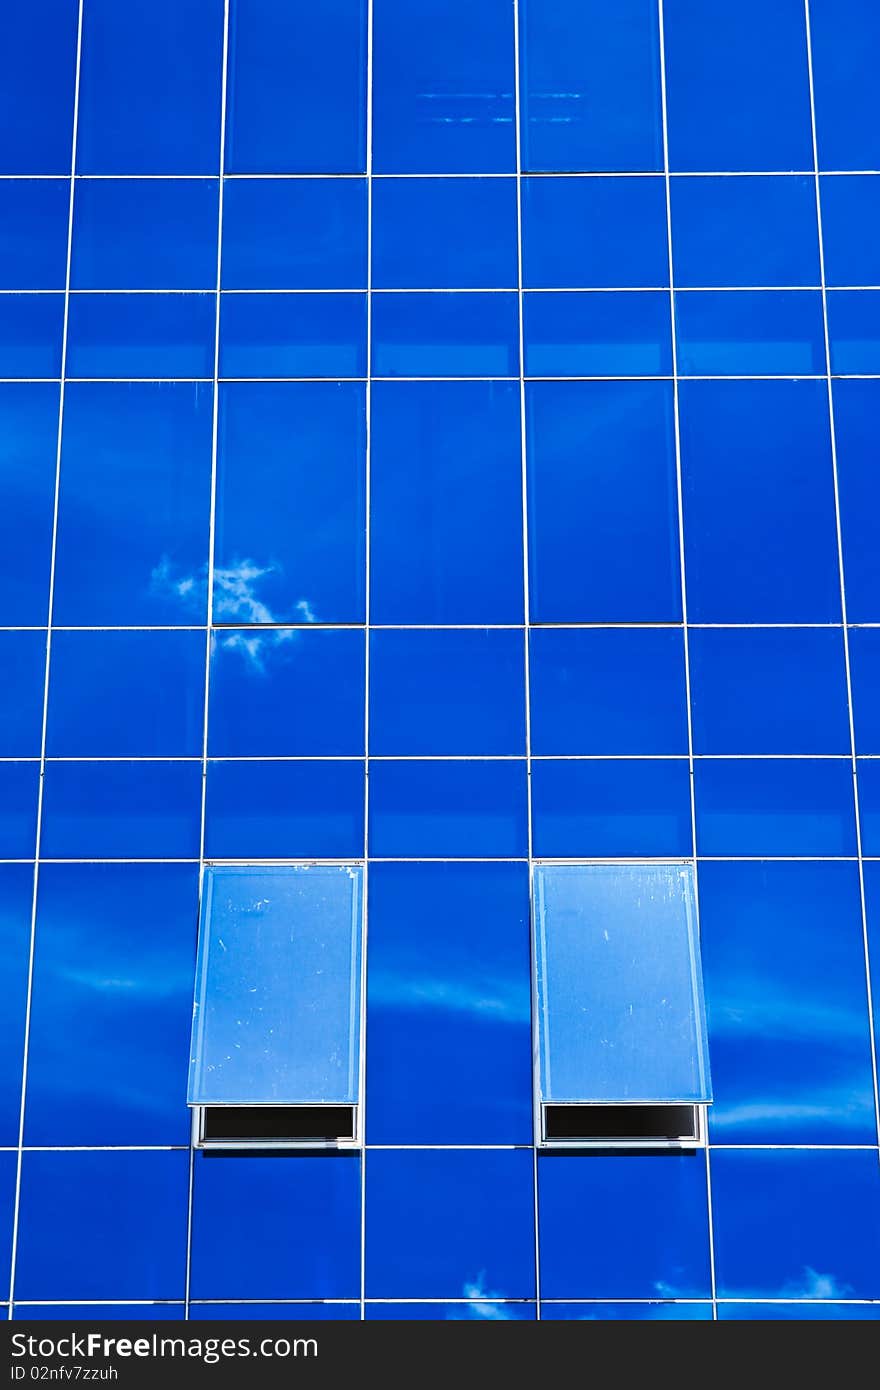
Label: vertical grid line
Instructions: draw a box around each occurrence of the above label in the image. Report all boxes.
[511,0,541,1317]
[360,0,374,1322]
[184,0,232,1320]
[804,0,880,1158]
[6,0,85,1318]
[656,0,719,1319]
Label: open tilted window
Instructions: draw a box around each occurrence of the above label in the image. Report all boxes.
[533,862,712,1148]
[188,863,363,1149]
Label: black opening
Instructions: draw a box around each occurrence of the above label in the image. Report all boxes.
[544,1103,698,1143]
[202,1105,356,1144]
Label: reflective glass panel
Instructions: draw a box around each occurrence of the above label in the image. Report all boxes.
[219,292,367,378]
[820,176,880,285]
[694,759,857,858]
[526,381,680,622]
[0,180,69,288]
[675,291,826,376]
[522,177,668,289]
[663,0,813,172]
[215,382,365,625]
[225,0,366,173]
[221,178,367,289]
[0,295,63,378]
[370,381,523,624]
[520,0,662,173]
[40,761,202,860]
[71,179,219,290]
[670,176,819,288]
[0,383,58,624]
[523,291,671,377]
[372,0,514,173]
[53,382,213,626]
[188,864,363,1106]
[0,762,39,859]
[205,759,364,861]
[76,0,224,174]
[810,0,880,169]
[371,292,519,377]
[65,294,215,379]
[0,866,33,1145]
[679,380,839,622]
[533,863,711,1104]
[827,290,880,374]
[366,863,532,1143]
[834,381,880,621]
[699,862,875,1145]
[368,760,528,859]
[371,178,517,289]
[0,3,78,174]
[531,760,692,860]
[0,631,46,758]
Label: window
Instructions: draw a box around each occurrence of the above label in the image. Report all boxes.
[188,864,363,1149]
[533,862,711,1147]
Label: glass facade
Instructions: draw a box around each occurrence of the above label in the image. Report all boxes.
[1,0,879,1322]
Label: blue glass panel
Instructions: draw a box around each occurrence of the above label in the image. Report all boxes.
[71,179,219,290]
[365,1150,536,1299]
[520,0,662,173]
[671,176,820,288]
[834,381,880,621]
[0,384,58,624]
[40,761,202,860]
[368,760,528,859]
[0,181,69,288]
[0,866,32,1145]
[192,1305,359,1320]
[190,866,362,1107]
[866,864,880,1063]
[25,864,198,1145]
[215,382,365,625]
[366,1303,536,1321]
[820,176,880,285]
[190,1152,360,1300]
[523,291,671,377]
[76,0,224,174]
[219,292,367,378]
[371,292,519,377]
[858,762,880,857]
[679,380,839,622]
[0,2,77,174]
[15,1151,189,1301]
[695,759,857,858]
[850,629,880,754]
[0,295,63,378]
[205,760,364,860]
[65,293,215,379]
[700,862,874,1145]
[526,381,680,622]
[538,1152,711,1299]
[827,291,880,374]
[0,763,39,858]
[810,0,880,170]
[225,0,366,173]
[373,0,514,173]
[529,628,688,756]
[366,863,532,1144]
[711,1150,880,1300]
[209,628,364,757]
[372,179,517,289]
[522,178,668,288]
[15,1306,185,1322]
[719,1303,880,1321]
[369,629,525,756]
[689,629,851,755]
[221,178,367,289]
[664,0,813,172]
[675,291,826,376]
[0,1151,16,1288]
[0,632,45,757]
[531,759,692,859]
[47,630,205,757]
[54,382,213,625]
[543,1303,712,1321]
[370,381,523,623]
[534,864,711,1104]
